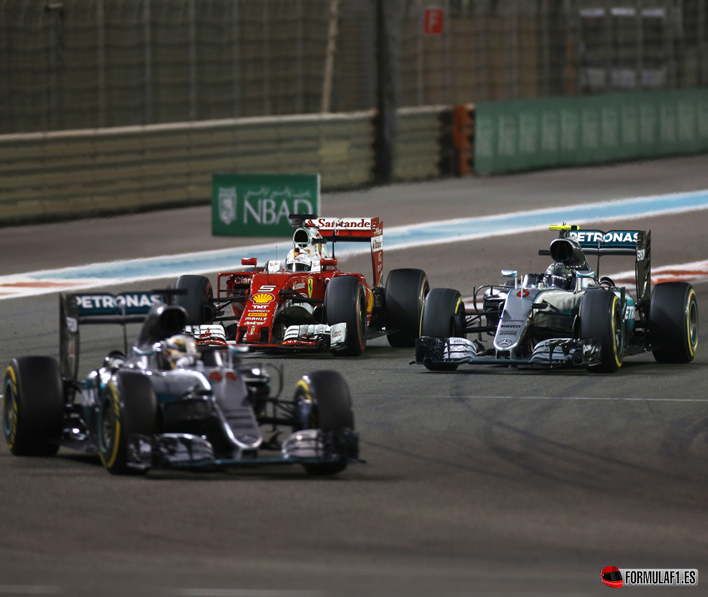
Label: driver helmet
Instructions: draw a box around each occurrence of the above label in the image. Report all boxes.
[543,262,574,290]
[285,249,313,272]
[163,334,198,369]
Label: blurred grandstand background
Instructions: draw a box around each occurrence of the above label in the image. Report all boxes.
[1,0,706,134]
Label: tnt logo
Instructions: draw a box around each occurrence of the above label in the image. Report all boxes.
[423,8,444,35]
[601,566,623,588]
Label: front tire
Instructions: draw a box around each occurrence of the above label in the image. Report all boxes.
[650,282,699,363]
[98,371,157,475]
[420,288,466,371]
[174,275,214,325]
[325,276,367,357]
[580,290,624,373]
[421,288,467,339]
[385,268,429,347]
[294,371,354,476]
[3,357,64,456]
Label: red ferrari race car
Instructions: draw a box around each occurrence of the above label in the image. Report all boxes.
[174,214,429,356]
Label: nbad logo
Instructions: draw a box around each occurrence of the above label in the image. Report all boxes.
[243,190,314,226]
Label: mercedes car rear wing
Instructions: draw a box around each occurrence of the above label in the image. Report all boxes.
[59,291,169,382]
[545,224,651,309]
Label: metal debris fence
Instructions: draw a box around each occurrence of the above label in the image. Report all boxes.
[1,0,707,135]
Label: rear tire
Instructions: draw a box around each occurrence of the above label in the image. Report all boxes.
[650,282,699,363]
[174,275,213,325]
[326,276,367,357]
[294,371,354,476]
[420,288,466,371]
[580,290,624,373]
[385,268,429,347]
[3,357,64,456]
[97,371,157,475]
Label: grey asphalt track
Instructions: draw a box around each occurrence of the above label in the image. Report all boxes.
[1,155,707,597]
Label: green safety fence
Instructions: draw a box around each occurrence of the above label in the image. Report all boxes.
[474,89,708,175]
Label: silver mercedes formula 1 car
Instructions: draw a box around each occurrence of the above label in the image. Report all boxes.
[3,292,358,475]
[414,225,699,372]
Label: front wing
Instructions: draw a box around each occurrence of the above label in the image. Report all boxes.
[124,429,359,472]
[185,323,348,352]
[414,336,603,370]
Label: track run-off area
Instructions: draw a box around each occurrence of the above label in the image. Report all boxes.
[2,186,708,299]
[1,155,707,596]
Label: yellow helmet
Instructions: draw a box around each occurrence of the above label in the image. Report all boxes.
[163,334,198,368]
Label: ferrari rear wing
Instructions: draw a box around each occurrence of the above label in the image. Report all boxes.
[546,224,651,310]
[59,291,175,381]
[297,215,384,287]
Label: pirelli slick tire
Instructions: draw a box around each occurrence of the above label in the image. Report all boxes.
[385,268,430,347]
[581,290,624,373]
[97,371,157,475]
[3,357,64,456]
[650,282,699,363]
[420,288,467,372]
[421,288,467,339]
[325,276,367,357]
[174,275,214,325]
[294,371,354,476]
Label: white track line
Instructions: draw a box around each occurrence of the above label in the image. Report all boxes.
[371,395,707,403]
[0,588,61,595]
[178,591,323,597]
[2,188,708,300]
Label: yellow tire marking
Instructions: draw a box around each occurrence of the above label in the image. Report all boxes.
[687,289,698,357]
[11,401,18,448]
[5,366,18,449]
[611,295,622,368]
[454,297,463,335]
[296,379,312,402]
[100,383,121,469]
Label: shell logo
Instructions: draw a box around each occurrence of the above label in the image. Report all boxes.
[251,293,275,304]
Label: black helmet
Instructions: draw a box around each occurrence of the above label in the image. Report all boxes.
[543,263,574,290]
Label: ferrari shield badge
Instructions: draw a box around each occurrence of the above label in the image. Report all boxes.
[218,187,237,225]
[307,277,314,298]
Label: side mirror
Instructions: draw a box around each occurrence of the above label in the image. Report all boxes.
[241,258,257,267]
[321,258,337,268]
